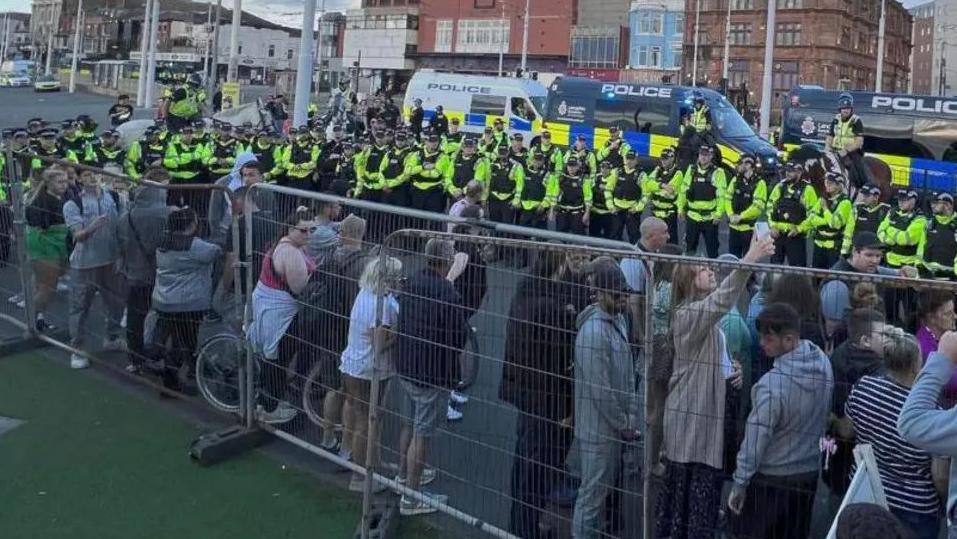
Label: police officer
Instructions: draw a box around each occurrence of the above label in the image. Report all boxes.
[355,130,390,203]
[679,144,726,257]
[612,151,645,242]
[84,130,126,170]
[441,118,464,156]
[516,152,554,230]
[565,135,597,182]
[917,192,957,280]
[4,129,38,183]
[724,155,768,257]
[280,125,320,191]
[205,122,239,181]
[491,117,509,147]
[36,127,77,164]
[380,131,416,208]
[409,98,425,140]
[163,119,210,206]
[109,94,134,127]
[486,144,523,225]
[407,132,451,216]
[446,137,489,200]
[167,73,206,133]
[809,172,853,269]
[767,162,818,266]
[508,133,528,168]
[430,105,450,137]
[75,115,98,144]
[841,184,890,256]
[640,147,682,242]
[552,156,591,235]
[826,92,872,190]
[686,91,712,137]
[317,125,346,190]
[878,189,927,269]
[530,130,563,173]
[589,161,618,239]
[597,126,631,171]
[26,118,44,149]
[335,142,360,195]
[125,126,167,181]
[250,128,285,182]
[478,126,500,159]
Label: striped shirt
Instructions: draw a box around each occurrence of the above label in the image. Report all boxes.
[845,375,940,514]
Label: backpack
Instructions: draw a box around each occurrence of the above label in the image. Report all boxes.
[297,248,372,355]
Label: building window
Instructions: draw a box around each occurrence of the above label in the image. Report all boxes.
[268,44,275,57]
[474,0,495,7]
[732,0,754,10]
[456,19,509,54]
[470,94,506,116]
[674,14,684,36]
[435,19,453,52]
[638,12,663,34]
[773,60,799,91]
[672,44,683,68]
[238,44,242,54]
[775,23,801,46]
[650,46,661,67]
[635,45,660,67]
[287,49,293,59]
[570,34,620,68]
[729,23,752,45]
[777,0,801,7]
[729,59,750,89]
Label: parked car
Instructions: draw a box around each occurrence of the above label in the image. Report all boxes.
[34,74,61,92]
[0,72,31,88]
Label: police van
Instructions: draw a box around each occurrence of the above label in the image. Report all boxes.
[403,71,548,140]
[542,77,779,169]
[781,87,957,190]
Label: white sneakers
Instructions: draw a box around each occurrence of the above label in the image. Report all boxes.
[255,401,298,424]
[70,353,89,369]
[447,405,463,422]
[450,391,469,404]
[399,492,448,516]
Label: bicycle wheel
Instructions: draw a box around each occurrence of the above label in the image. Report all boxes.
[195,333,245,413]
[302,361,326,426]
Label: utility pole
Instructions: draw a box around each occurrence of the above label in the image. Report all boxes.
[136,0,153,106]
[45,2,59,76]
[722,0,732,84]
[293,0,316,128]
[207,0,222,103]
[941,42,948,96]
[758,0,776,139]
[314,0,325,104]
[202,1,212,85]
[68,0,83,93]
[692,0,701,86]
[1,15,10,64]
[875,0,886,92]
[227,0,241,82]
[144,0,160,108]
[498,1,505,77]
[520,0,530,73]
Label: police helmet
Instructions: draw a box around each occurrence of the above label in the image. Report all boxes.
[693,90,705,103]
[838,92,854,110]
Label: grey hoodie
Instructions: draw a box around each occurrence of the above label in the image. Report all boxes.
[152,237,222,313]
[116,185,170,286]
[573,303,640,444]
[733,340,834,487]
[208,151,258,246]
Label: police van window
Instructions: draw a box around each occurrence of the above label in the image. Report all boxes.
[510,97,537,121]
[635,102,672,135]
[471,95,507,116]
[594,99,637,132]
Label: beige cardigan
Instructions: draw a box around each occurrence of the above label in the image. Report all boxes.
[663,269,750,469]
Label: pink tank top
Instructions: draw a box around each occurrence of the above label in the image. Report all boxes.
[259,242,316,292]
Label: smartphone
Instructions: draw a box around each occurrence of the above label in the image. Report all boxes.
[755,221,770,239]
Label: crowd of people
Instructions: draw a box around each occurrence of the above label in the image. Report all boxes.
[3,94,957,539]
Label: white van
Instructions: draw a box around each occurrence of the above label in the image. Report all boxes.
[403,71,548,142]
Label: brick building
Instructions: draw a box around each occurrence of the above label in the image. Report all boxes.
[683,0,913,117]
[910,1,935,95]
[415,0,576,75]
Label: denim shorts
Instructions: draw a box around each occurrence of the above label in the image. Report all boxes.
[399,378,446,438]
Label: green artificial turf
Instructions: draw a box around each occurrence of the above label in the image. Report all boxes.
[0,352,442,539]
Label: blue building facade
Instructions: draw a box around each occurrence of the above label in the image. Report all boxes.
[628,1,684,72]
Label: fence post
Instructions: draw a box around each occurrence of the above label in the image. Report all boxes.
[4,147,35,339]
[241,190,256,428]
[641,258,657,539]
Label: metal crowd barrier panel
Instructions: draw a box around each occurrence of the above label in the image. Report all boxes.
[0,152,251,424]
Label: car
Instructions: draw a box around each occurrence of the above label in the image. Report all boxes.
[34,75,61,92]
[3,73,32,87]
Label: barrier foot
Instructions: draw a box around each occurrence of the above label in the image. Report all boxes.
[354,498,400,539]
[188,425,267,467]
[0,331,67,358]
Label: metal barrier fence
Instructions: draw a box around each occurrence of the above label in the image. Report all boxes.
[4,151,957,539]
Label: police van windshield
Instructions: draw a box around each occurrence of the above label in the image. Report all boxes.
[711,99,755,139]
[529,96,546,117]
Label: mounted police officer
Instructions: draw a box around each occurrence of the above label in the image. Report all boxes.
[826,92,873,191]
[167,73,207,133]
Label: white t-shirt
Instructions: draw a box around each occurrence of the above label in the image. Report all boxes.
[339,288,399,380]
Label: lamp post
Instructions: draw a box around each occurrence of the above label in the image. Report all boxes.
[758,0,776,139]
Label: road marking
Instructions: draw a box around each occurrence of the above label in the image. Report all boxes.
[0,416,23,438]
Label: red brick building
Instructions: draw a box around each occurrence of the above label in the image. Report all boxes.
[415,0,576,74]
[683,0,912,118]
[910,1,935,95]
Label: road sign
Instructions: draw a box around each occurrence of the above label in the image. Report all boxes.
[221,81,241,110]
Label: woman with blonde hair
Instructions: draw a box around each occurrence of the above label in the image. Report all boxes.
[655,235,774,539]
[25,166,71,332]
[339,255,403,493]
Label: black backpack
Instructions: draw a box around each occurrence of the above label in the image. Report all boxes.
[297,248,371,355]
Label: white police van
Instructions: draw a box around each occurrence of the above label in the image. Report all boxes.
[403,71,548,140]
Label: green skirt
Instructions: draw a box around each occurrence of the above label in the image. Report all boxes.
[27,224,69,262]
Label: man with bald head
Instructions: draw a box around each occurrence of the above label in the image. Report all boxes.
[620,216,670,293]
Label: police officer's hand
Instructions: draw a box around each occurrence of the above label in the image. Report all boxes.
[511,199,521,209]
[899,266,919,279]
[662,184,675,196]
[729,215,741,225]
[582,212,590,226]
[788,225,799,237]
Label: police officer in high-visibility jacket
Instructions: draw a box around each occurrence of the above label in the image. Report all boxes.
[678,144,726,257]
[204,122,240,181]
[478,127,500,159]
[550,157,592,235]
[279,126,320,190]
[808,172,854,269]
[841,183,890,256]
[612,151,645,242]
[767,162,818,266]
[125,127,168,181]
[641,148,682,242]
[441,118,464,156]
[167,73,206,133]
[355,130,390,202]
[589,161,618,239]
[724,155,768,258]
[335,143,360,196]
[530,130,564,174]
[516,152,554,230]
[596,126,632,172]
[407,132,452,215]
[565,135,598,181]
[84,130,126,170]
[163,120,211,208]
[486,144,523,225]
[380,131,416,208]
[685,91,712,136]
[446,138,489,200]
[826,92,872,190]
[508,133,529,169]
[918,192,957,280]
[58,120,88,157]
[491,117,509,147]
[878,189,927,268]
[250,129,285,183]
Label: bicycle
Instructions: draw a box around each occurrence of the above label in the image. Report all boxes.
[194,331,250,414]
